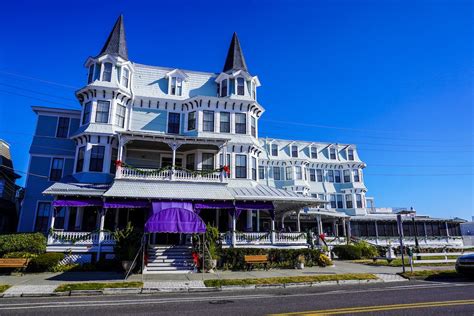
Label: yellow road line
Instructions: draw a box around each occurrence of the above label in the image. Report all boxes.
[270,299,474,315]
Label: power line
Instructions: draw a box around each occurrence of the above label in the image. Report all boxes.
[0,70,79,90]
[1,164,48,179]
[0,89,79,109]
[0,82,77,102]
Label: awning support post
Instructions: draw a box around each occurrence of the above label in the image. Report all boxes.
[296,211,301,232]
[271,217,276,244]
[231,212,237,247]
[97,209,106,262]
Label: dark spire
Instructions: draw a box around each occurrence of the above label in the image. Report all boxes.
[98,15,128,60]
[222,32,248,73]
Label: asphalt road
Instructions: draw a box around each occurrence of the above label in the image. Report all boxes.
[1,280,474,315]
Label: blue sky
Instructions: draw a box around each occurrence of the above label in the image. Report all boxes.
[0,0,472,220]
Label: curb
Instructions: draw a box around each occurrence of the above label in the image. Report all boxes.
[0,277,398,298]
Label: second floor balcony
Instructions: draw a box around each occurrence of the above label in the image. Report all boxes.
[116,165,227,183]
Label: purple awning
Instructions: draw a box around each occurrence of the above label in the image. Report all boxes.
[104,200,150,209]
[145,202,206,233]
[53,199,103,207]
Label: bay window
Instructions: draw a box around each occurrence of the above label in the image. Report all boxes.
[76,146,85,172]
[346,194,353,208]
[201,153,214,170]
[102,63,112,82]
[82,102,92,125]
[95,101,110,123]
[356,194,363,208]
[251,116,256,137]
[89,145,105,172]
[353,169,360,182]
[235,154,247,178]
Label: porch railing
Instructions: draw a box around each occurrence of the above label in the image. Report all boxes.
[47,231,115,246]
[221,232,308,246]
[117,166,226,183]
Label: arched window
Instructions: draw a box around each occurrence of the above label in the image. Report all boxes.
[102,63,112,82]
[237,77,245,95]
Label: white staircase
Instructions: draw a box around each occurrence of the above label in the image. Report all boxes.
[144,245,194,274]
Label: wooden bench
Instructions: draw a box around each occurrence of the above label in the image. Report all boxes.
[244,255,269,271]
[0,258,29,269]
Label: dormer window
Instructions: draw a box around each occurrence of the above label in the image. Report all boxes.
[310,146,317,159]
[93,63,101,81]
[237,77,245,95]
[170,77,183,96]
[291,145,298,158]
[348,148,354,161]
[88,64,94,83]
[329,147,337,160]
[271,144,278,156]
[122,68,130,88]
[102,63,112,82]
[221,79,228,97]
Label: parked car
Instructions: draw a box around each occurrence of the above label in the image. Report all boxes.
[455,253,474,275]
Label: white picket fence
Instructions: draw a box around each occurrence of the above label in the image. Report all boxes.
[412,251,474,264]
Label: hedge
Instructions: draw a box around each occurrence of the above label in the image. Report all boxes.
[218,248,331,270]
[333,242,378,260]
[27,253,65,272]
[0,233,46,257]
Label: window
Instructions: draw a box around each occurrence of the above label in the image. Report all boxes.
[167,112,180,134]
[187,111,196,130]
[310,146,317,159]
[259,166,265,179]
[186,154,195,170]
[337,194,344,209]
[353,169,360,182]
[102,63,112,82]
[170,77,183,96]
[76,146,85,172]
[252,157,257,181]
[35,202,51,233]
[116,104,126,128]
[88,64,94,83]
[202,153,214,170]
[344,170,351,183]
[348,148,354,161]
[89,146,105,172]
[203,111,214,132]
[295,166,302,180]
[122,68,130,88]
[49,158,64,181]
[235,154,247,178]
[356,194,363,208]
[346,194,353,208]
[251,116,256,137]
[316,169,323,182]
[327,170,334,183]
[235,113,246,134]
[82,102,92,125]
[93,63,101,81]
[216,83,220,96]
[95,101,110,123]
[273,166,281,180]
[110,147,118,174]
[309,169,316,182]
[334,170,341,183]
[330,147,337,160]
[56,117,70,138]
[116,65,121,82]
[291,145,298,158]
[271,144,278,156]
[330,195,336,209]
[285,166,293,180]
[318,194,325,201]
[237,77,245,95]
[220,112,230,133]
[221,79,228,97]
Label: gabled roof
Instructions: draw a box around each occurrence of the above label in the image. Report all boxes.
[223,32,248,73]
[98,15,128,60]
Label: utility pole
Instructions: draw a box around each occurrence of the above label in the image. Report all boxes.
[397,214,406,273]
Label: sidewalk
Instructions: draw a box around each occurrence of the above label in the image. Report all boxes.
[0,262,450,297]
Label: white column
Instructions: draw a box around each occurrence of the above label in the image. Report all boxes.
[97,209,106,261]
[63,207,70,231]
[271,217,276,244]
[342,219,347,237]
[74,207,84,231]
[296,211,301,232]
[231,212,237,247]
[49,207,56,230]
[246,210,253,231]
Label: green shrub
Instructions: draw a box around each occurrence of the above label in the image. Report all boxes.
[0,233,46,257]
[219,248,326,270]
[113,222,142,261]
[333,245,362,260]
[27,253,65,272]
[355,241,378,259]
[2,251,38,259]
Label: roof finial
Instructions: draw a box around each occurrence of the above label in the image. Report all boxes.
[222,32,248,73]
[98,14,128,60]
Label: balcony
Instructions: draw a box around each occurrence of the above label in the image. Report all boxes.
[116,166,227,183]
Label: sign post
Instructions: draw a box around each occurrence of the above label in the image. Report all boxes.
[396,214,406,274]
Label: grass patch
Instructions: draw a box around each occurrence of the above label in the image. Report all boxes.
[204,273,377,287]
[0,285,11,293]
[400,270,460,280]
[352,259,454,267]
[55,281,143,292]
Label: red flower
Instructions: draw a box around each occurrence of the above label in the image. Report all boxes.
[223,165,230,175]
[192,252,200,267]
[319,233,326,241]
[115,160,123,167]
